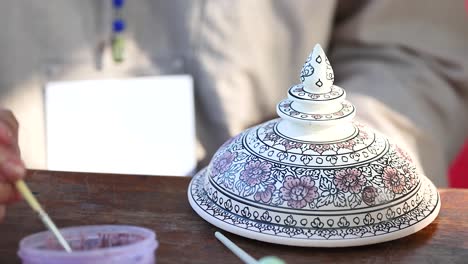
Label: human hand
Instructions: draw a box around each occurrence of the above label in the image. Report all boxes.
[0,109,26,222]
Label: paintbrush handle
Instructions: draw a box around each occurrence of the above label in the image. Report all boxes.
[15,180,72,253]
[37,210,72,253]
[15,180,42,211]
[215,232,259,264]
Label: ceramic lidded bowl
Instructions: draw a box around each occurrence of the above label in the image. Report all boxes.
[188,44,440,247]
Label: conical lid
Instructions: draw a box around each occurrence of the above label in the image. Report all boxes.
[188,44,440,247]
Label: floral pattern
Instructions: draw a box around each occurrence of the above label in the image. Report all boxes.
[278,100,355,122]
[402,166,417,191]
[260,121,369,156]
[239,160,272,186]
[382,167,406,194]
[211,150,236,177]
[334,168,366,194]
[362,186,378,206]
[289,85,344,101]
[280,140,303,151]
[207,120,418,211]
[300,54,314,83]
[190,169,439,244]
[336,140,353,150]
[254,184,275,203]
[280,176,319,209]
[309,144,332,154]
[397,146,413,162]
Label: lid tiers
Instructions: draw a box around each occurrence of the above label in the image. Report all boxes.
[276,44,355,141]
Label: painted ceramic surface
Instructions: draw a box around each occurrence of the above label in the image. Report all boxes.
[189,168,438,246]
[288,84,345,102]
[188,119,439,246]
[299,44,334,93]
[188,44,440,247]
[206,120,418,211]
[278,100,355,122]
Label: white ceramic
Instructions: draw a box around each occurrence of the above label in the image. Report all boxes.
[188,44,440,247]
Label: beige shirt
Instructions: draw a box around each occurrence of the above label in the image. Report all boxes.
[1,1,467,186]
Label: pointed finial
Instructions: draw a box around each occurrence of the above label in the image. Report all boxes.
[299,44,334,93]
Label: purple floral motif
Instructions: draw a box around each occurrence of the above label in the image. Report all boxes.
[239,160,272,186]
[382,167,406,194]
[263,131,279,142]
[359,130,369,140]
[281,102,292,108]
[259,122,374,156]
[309,144,332,154]
[280,176,318,209]
[254,184,275,203]
[362,186,378,206]
[337,139,356,150]
[211,150,236,177]
[335,111,345,117]
[281,139,303,151]
[333,168,366,194]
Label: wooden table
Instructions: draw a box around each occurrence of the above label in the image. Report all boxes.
[1,170,467,263]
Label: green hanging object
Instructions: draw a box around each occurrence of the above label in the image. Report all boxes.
[112,35,125,63]
[111,2,125,64]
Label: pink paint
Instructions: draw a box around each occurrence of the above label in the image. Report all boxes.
[40,232,145,251]
[18,225,158,264]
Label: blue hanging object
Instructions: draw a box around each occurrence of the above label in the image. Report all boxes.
[113,0,125,9]
[113,19,125,33]
[112,0,125,63]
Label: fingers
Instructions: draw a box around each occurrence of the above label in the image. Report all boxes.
[0,181,15,204]
[0,143,25,182]
[0,110,23,213]
[0,158,25,182]
[0,110,25,182]
[0,109,19,135]
[0,109,18,147]
[0,122,15,147]
[0,205,5,223]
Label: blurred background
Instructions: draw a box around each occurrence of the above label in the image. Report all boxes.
[1,1,467,187]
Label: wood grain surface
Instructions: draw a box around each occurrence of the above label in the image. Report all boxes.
[0,170,467,263]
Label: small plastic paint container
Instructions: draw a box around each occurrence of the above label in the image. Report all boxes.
[18,225,158,264]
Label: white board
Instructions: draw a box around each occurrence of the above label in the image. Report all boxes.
[45,75,196,176]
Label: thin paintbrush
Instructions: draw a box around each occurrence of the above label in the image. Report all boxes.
[215,232,285,264]
[15,180,72,252]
